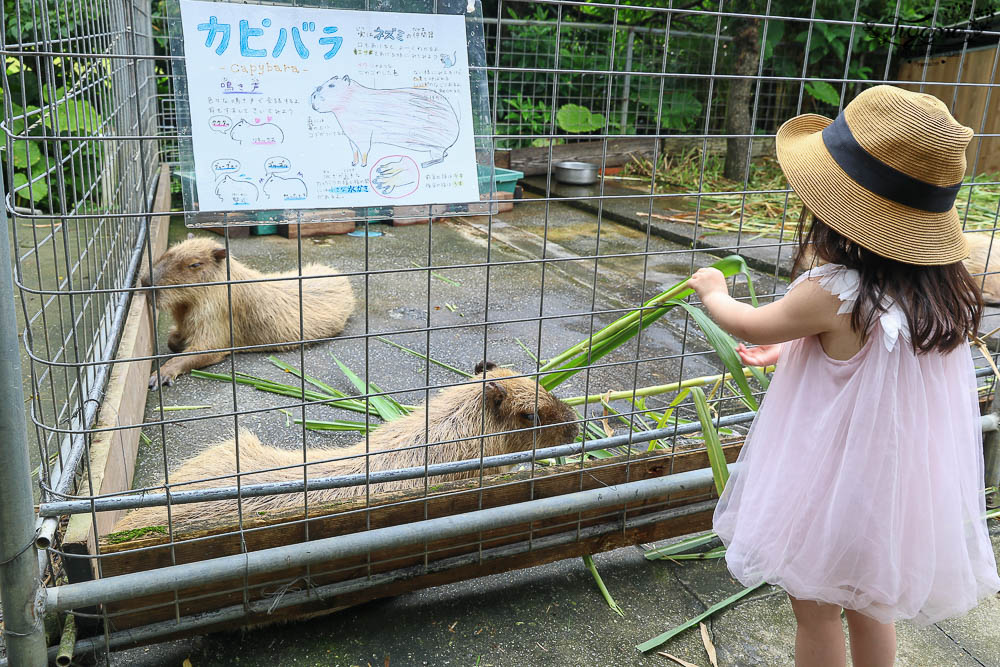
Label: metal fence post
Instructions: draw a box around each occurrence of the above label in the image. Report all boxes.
[0,193,48,665]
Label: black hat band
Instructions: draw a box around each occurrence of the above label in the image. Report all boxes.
[821,112,962,214]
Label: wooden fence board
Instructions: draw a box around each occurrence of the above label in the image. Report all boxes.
[95,442,742,630]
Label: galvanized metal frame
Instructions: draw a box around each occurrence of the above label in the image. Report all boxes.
[2,1,1000,664]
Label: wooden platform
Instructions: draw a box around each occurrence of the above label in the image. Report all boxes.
[94,442,741,635]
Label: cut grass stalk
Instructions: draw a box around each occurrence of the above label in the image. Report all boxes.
[667,545,727,561]
[375,336,473,378]
[538,255,757,397]
[691,386,730,496]
[636,583,765,653]
[562,366,774,407]
[332,354,408,421]
[279,409,371,433]
[160,405,212,411]
[582,554,625,617]
[514,337,540,364]
[411,261,462,286]
[191,368,375,415]
[645,532,718,560]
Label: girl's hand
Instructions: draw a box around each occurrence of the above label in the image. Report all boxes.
[687,267,729,299]
[736,343,781,367]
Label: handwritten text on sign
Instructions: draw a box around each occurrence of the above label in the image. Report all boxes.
[179,0,480,212]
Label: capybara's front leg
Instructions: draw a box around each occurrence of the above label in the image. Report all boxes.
[166,328,187,353]
[149,350,229,389]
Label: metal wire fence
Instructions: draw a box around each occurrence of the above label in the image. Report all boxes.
[3,0,1000,664]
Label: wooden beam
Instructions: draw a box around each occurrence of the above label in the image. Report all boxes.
[96,442,741,630]
[62,165,172,582]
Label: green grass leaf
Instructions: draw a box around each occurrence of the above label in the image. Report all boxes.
[690,386,729,497]
[279,409,370,432]
[375,336,473,378]
[644,531,717,560]
[332,355,408,421]
[538,255,754,390]
[669,301,759,411]
[582,554,625,616]
[636,584,764,652]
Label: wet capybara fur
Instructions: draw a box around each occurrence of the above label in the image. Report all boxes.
[142,238,355,388]
[114,363,579,532]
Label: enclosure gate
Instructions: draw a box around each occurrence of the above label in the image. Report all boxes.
[3,1,1000,664]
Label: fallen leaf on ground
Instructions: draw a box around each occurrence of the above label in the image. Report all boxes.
[700,622,718,667]
[657,651,699,667]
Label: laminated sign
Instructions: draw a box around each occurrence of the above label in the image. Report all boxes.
[176,0,483,214]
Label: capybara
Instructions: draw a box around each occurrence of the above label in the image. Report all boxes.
[114,362,579,531]
[309,75,459,168]
[964,232,1000,305]
[142,238,355,388]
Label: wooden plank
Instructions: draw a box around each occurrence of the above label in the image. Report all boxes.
[96,442,741,630]
[62,165,173,581]
[898,48,1000,174]
[104,505,716,647]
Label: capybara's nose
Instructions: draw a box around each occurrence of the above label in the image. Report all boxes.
[140,273,150,287]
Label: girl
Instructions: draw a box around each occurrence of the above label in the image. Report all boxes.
[687,85,1000,666]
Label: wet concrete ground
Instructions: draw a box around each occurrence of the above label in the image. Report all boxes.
[132,198,766,489]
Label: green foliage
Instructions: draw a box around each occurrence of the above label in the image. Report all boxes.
[804,81,842,107]
[556,103,606,133]
[2,3,105,212]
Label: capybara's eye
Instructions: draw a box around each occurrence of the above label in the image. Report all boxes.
[520,412,537,423]
[188,262,202,269]
[328,83,334,88]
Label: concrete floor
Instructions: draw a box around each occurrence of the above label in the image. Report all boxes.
[132,198,764,489]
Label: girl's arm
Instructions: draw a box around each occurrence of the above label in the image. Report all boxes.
[686,267,842,345]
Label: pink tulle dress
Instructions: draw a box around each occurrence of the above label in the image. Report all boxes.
[714,263,1000,626]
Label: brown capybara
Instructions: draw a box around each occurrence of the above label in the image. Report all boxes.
[114,362,579,531]
[142,238,355,388]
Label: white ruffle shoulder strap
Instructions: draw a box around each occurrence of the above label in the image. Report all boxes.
[788,263,910,352]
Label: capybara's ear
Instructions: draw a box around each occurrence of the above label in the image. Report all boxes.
[211,247,227,262]
[483,380,506,407]
[474,360,497,375]
[343,74,351,83]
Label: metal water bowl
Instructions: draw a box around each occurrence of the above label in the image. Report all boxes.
[553,161,599,185]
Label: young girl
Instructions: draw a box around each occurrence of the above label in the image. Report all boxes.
[687,85,1000,666]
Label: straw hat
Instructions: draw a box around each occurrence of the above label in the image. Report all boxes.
[775,84,972,265]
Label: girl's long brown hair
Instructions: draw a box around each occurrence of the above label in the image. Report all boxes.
[794,216,982,353]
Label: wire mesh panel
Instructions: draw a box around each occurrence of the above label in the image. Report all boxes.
[2,0,1000,663]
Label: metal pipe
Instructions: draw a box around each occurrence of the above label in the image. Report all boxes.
[0,183,48,664]
[38,407,1000,518]
[46,465,726,612]
[39,411,754,517]
[11,499,716,666]
[35,174,158,549]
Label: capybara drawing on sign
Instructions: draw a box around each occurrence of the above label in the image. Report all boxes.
[309,75,460,168]
[142,238,355,388]
[114,362,579,531]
